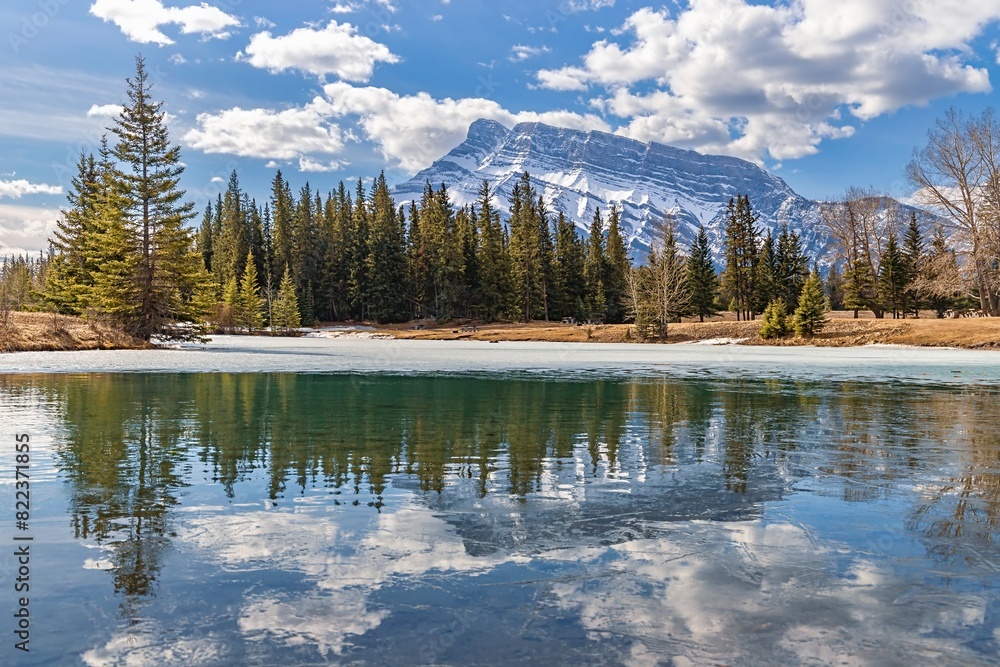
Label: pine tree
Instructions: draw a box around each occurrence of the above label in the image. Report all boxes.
[553,211,586,320]
[235,251,264,332]
[603,204,631,324]
[686,225,718,322]
[825,263,845,311]
[584,208,606,320]
[364,173,409,323]
[271,266,301,333]
[474,182,510,321]
[46,151,102,314]
[753,230,778,313]
[722,195,760,321]
[270,170,295,286]
[507,173,544,321]
[878,235,906,319]
[793,272,828,336]
[901,212,924,318]
[220,276,238,332]
[106,55,206,340]
[775,224,810,310]
[760,299,789,339]
[843,258,875,316]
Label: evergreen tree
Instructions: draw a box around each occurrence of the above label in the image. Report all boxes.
[760,299,789,339]
[722,195,760,321]
[603,204,631,324]
[220,276,238,332]
[901,212,924,317]
[584,207,606,320]
[235,251,264,332]
[212,170,248,287]
[775,224,810,310]
[878,235,906,319]
[793,272,829,336]
[46,151,101,314]
[843,258,875,316]
[753,230,778,313]
[507,173,545,321]
[196,202,213,273]
[364,173,409,322]
[270,170,295,286]
[686,225,718,322]
[106,55,206,340]
[474,181,511,321]
[553,211,586,320]
[271,266,301,333]
[825,263,845,311]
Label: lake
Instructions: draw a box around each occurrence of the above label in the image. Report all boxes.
[1,337,999,665]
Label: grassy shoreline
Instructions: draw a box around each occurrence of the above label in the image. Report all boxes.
[1,310,998,352]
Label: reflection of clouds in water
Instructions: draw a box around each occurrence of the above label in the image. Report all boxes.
[239,593,388,657]
[175,502,523,656]
[540,521,995,667]
[82,623,230,667]
[80,502,998,665]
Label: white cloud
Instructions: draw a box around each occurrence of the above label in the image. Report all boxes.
[186,81,608,173]
[86,103,124,118]
[241,21,399,81]
[0,204,61,256]
[510,44,551,62]
[89,0,241,45]
[537,1,1000,162]
[320,82,610,172]
[0,180,63,199]
[253,16,276,28]
[183,101,344,162]
[298,156,344,172]
[168,53,187,65]
[330,2,357,13]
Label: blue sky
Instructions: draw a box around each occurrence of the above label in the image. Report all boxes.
[2,0,1000,255]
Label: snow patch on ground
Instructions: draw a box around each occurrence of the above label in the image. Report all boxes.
[687,337,749,346]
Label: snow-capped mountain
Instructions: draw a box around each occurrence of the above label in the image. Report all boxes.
[393,119,832,264]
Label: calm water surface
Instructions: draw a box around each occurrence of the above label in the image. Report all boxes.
[1,344,999,665]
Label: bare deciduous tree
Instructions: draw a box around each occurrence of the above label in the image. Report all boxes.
[821,186,901,317]
[907,107,1000,315]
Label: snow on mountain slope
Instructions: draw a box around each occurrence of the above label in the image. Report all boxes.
[394,119,834,264]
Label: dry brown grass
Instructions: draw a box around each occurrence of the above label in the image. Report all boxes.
[379,313,1000,350]
[0,311,151,352]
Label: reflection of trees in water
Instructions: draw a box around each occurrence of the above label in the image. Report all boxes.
[54,376,190,621]
[8,373,999,607]
[907,387,1000,570]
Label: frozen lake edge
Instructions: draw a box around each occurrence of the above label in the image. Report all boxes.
[1,335,999,386]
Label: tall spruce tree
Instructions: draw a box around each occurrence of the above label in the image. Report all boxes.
[686,225,718,322]
[901,212,924,317]
[474,181,510,321]
[878,235,906,319]
[235,251,264,332]
[105,55,206,340]
[604,204,631,324]
[584,207,606,320]
[722,195,760,321]
[46,151,102,314]
[364,173,409,322]
[553,211,586,320]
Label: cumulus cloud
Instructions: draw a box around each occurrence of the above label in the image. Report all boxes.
[241,21,399,81]
[86,103,124,118]
[537,0,1000,162]
[89,0,241,45]
[185,83,608,173]
[319,82,610,172]
[182,100,344,161]
[0,180,63,199]
[0,204,61,256]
